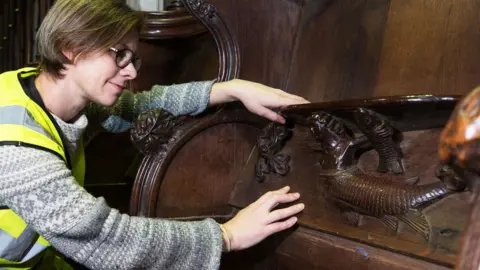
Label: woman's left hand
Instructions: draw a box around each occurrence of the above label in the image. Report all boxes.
[210,79,310,124]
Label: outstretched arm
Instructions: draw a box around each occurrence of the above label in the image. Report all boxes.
[86,79,310,134]
[86,81,215,133]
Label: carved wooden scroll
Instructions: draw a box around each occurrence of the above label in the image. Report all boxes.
[229,95,469,268]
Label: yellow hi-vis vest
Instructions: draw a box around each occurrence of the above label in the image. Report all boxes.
[0,67,85,269]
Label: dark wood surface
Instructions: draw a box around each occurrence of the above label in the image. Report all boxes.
[206,0,480,101]
[125,0,480,269]
[229,117,468,267]
[276,227,450,270]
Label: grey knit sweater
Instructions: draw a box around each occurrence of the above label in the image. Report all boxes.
[0,81,223,270]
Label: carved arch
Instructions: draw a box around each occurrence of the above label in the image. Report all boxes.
[129,110,266,217]
[182,0,240,81]
[129,0,243,218]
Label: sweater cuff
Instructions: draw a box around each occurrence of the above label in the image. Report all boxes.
[149,218,223,269]
[185,80,216,116]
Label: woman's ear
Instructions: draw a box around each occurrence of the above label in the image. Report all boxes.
[62,50,83,64]
[62,50,74,62]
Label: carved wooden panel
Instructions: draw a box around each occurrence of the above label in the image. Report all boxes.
[229,95,469,268]
[126,0,480,269]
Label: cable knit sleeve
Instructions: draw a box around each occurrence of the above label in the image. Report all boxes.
[0,145,223,270]
[86,81,215,133]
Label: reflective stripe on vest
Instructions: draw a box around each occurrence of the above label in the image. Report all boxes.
[0,68,85,269]
[0,105,57,142]
[0,226,46,263]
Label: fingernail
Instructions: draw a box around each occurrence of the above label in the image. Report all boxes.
[293,192,300,198]
[283,186,290,190]
[298,203,305,209]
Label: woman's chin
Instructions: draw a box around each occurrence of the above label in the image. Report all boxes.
[97,95,120,107]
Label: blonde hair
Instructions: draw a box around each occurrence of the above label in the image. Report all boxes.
[36,0,143,79]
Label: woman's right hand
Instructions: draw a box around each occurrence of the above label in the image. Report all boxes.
[220,186,304,251]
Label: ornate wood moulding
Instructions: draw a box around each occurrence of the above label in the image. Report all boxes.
[139,1,208,40]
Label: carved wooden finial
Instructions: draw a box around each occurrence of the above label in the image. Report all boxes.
[439,86,480,173]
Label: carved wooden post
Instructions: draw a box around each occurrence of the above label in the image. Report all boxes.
[438,87,480,269]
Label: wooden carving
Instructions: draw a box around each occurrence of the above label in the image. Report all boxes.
[255,122,292,183]
[182,0,240,81]
[140,7,207,40]
[309,111,460,240]
[229,95,466,267]
[438,87,480,270]
[130,109,184,156]
[185,0,216,19]
[353,108,404,174]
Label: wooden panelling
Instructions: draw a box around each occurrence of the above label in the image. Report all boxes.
[374,0,455,96]
[286,0,390,101]
[209,0,304,89]
[440,0,480,95]
[207,0,480,101]
[156,123,259,218]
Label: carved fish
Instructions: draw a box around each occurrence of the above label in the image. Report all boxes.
[353,107,404,174]
[321,168,450,239]
[309,110,461,239]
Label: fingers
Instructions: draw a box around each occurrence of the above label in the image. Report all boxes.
[264,216,299,235]
[250,104,286,124]
[254,186,291,206]
[263,191,301,211]
[222,185,303,251]
[266,203,305,224]
[278,90,310,104]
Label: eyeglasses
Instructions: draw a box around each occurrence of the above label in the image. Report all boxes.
[109,47,142,71]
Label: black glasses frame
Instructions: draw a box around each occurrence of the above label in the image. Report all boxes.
[109,47,142,71]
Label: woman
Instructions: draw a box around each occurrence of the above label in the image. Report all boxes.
[0,0,309,269]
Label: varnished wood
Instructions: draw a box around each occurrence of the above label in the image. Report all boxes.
[456,193,480,270]
[125,0,480,269]
[276,227,450,270]
[140,10,206,40]
[229,97,468,267]
[183,0,240,81]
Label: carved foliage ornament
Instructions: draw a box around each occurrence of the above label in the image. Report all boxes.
[256,122,292,183]
[186,0,216,19]
[130,109,184,156]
